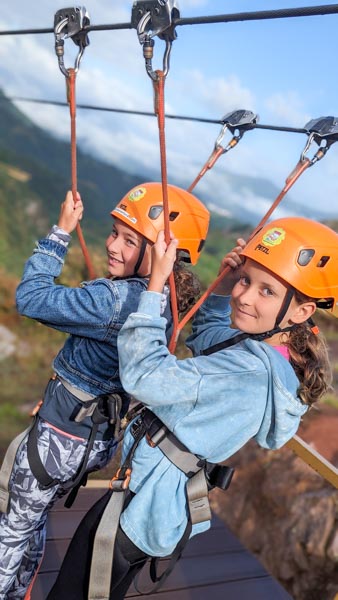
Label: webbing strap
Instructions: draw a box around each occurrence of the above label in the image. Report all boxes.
[88,490,126,600]
[157,431,203,476]
[156,434,211,525]
[186,468,211,525]
[0,424,33,513]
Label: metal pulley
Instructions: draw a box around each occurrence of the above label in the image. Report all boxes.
[221,109,258,133]
[216,109,258,152]
[54,6,90,77]
[301,116,338,164]
[132,0,180,80]
[131,0,180,43]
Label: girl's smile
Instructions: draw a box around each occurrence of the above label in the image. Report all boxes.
[106,218,151,278]
[231,258,295,338]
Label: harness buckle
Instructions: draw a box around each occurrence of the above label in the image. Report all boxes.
[109,467,131,491]
[30,399,43,417]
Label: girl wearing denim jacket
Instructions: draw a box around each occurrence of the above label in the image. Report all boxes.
[48,217,337,600]
[0,183,209,599]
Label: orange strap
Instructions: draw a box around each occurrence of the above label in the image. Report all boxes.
[153,71,179,353]
[66,69,96,280]
[187,146,226,193]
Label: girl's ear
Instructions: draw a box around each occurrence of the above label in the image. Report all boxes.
[290,301,317,324]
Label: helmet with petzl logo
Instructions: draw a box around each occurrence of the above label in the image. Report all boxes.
[241,217,338,317]
[111,182,210,265]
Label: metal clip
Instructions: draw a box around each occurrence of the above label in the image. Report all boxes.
[109,467,131,491]
[216,109,258,153]
[132,0,179,81]
[132,0,180,43]
[54,6,90,77]
[301,116,338,165]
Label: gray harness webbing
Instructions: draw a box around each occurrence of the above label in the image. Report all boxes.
[145,418,212,525]
[0,424,34,513]
[87,409,234,600]
[88,489,126,600]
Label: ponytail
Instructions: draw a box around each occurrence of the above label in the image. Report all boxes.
[284,291,332,405]
[173,253,201,316]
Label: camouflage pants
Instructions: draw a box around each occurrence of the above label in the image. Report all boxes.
[0,418,117,599]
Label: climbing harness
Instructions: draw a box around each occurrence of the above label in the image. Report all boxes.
[0,376,127,514]
[54,6,96,280]
[188,109,258,193]
[87,407,234,599]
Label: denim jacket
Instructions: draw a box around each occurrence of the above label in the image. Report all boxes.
[15,237,157,437]
[117,292,308,557]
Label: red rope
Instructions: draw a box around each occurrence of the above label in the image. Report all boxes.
[66,69,96,280]
[187,146,225,193]
[153,72,179,353]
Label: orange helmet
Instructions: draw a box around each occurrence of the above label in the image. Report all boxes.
[111,182,210,265]
[241,217,338,316]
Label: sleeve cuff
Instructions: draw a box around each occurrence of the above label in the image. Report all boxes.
[137,291,164,317]
[47,225,72,247]
[203,293,232,311]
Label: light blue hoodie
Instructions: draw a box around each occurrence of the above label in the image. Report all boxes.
[117,291,308,557]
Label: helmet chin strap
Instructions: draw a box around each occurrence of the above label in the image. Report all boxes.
[133,237,148,276]
[250,287,296,342]
[202,287,296,355]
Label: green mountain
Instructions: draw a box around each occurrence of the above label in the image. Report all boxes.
[0,90,245,276]
[0,90,155,272]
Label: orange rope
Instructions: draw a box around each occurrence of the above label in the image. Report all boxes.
[66,69,96,280]
[153,71,179,353]
[187,146,225,193]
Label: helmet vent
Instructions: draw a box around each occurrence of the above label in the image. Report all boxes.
[148,205,163,220]
[297,249,315,266]
[317,255,330,268]
[169,211,179,221]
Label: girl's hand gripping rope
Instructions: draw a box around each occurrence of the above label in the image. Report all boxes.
[58,190,84,234]
[213,237,246,296]
[148,230,178,294]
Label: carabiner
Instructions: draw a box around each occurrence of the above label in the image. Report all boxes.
[301,116,338,165]
[132,0,179,81]
[54,6,90,78]
[215,109,258,154]
[140,33,172,81]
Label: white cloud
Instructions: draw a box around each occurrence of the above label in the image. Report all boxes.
[264,91,310,128]
[172,69,256,116]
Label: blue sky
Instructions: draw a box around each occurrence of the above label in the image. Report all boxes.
[1,1,338,222]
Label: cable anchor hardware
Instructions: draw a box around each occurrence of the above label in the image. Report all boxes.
[188,109,257,192]
[217,109,258,153]
[54,6,90,78]
[132,0,180,81]
[301,115,338,165]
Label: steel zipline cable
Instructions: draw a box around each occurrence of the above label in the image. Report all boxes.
[0,4,338,36]
[5,96,308,135]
